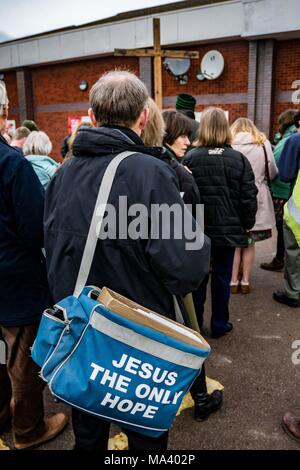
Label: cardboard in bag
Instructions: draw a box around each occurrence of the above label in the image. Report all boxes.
[98,287,210,351]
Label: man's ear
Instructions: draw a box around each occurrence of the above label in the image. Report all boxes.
[88,108,97,127]
[139,107,150,130]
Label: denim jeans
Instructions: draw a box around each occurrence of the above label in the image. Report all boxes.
[193,244,235,336]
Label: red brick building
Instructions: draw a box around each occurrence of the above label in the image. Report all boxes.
[1,0,300,159]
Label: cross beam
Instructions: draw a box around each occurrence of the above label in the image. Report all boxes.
[114,49,199,59]
[114,18,199,109]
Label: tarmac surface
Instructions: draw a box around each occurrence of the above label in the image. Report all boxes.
[1,236,300,450]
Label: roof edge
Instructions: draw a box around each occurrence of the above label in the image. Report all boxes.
[0,0,233,45]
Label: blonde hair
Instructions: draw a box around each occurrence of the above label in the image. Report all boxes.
[141,97,165,147]
[64,121,93,161]
[195,107,232,147]
[231,117,266,145]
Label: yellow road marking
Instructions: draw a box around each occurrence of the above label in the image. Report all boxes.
[0,438,9,450]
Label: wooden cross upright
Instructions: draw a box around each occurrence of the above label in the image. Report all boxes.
[114,18,199,109]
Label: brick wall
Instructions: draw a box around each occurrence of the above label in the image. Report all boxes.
[32,57,139,159]
[6,38,300,154]
[272,39,300,137]
[35,111,83,160]
[31,41,249,158]
[163,40,249,123]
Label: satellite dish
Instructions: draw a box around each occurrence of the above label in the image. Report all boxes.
[164,58,191,76]
[201,50,224,80]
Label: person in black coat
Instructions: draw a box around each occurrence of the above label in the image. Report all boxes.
[141,103,199,209]
[142,101,222,421]
[0,82,67,449]
[161,109,200,212]
[44,71,210,450]
[183,107,258,339]
[175,93,200,147]
[61,134,70,159]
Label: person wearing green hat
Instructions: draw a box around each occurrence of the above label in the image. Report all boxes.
[22,119,39,132]
[176,93,199,146]
[176,93,196,114]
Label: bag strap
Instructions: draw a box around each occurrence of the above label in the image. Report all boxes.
[73,151,136,298]
[73,149,187,326]
[262,144,272,190]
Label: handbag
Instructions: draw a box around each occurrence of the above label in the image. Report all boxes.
[31,151,211,438]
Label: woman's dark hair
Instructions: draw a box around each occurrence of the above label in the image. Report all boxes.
[278,109,298,134]
[294,110,300,129]
[162,109,193,146]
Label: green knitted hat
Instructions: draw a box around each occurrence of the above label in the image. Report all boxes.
[176,93,196,112]
[22,120,39,132]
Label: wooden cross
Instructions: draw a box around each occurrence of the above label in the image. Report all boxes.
[114,18,199,109]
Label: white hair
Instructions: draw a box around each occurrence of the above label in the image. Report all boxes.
[23,131,52,156]
[0,81,8,117]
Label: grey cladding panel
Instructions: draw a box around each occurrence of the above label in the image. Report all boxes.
[161,14,178,45]
[110,22,136,49]
[243,0,300,36]
[135,18,152,48]
[0,46,12,69]
[39,36,61,62]
[178,3,243,42]
[83,27,111,54]
[18,41,39,65]
[60,31,84,59]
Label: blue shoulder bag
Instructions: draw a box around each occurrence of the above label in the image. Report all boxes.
[31,151,211,437]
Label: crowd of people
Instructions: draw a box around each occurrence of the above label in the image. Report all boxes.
[0,72,300,450]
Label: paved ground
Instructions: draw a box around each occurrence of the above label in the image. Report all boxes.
[1,236,300,450]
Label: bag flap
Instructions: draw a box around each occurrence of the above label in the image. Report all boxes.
[98,287,210,351]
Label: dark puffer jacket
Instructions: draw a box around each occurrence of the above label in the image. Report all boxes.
[183,145,257,247]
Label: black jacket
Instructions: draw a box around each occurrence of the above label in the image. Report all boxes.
[183,145,257,247]
[44,126,210,319]
[0,136,51,326]
[61,135,70,159]
[161,145,200,211]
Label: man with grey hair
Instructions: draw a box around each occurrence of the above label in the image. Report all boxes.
[44,70,210,450]
[0,82,68,449]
